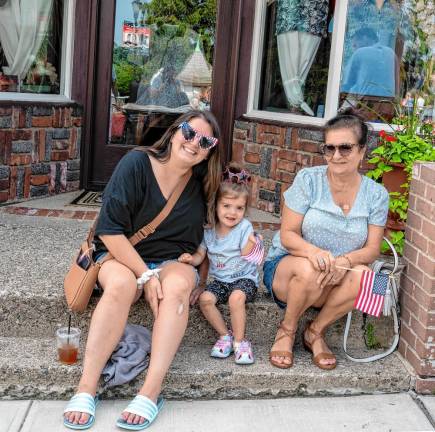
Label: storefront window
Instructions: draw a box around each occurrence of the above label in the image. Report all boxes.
[339,0,434,124]
[0,0,65,95]
[257,0,333,118]
[251,0,434,124]
[110,0,216,145]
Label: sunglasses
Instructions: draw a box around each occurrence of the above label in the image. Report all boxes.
[320,143,358,157]
[178,121,218,150]
[222,168,251,184]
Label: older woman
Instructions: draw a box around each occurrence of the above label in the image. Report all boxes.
[63,110,221,430]
[263,110,389,370]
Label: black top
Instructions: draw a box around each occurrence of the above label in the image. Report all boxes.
[94,150,206,262]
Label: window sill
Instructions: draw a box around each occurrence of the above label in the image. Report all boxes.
[0,94,77,106]
[243,110,392,132]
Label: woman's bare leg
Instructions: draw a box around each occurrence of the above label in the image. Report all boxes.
[270,256,325,366]
[305,265,368,366]
[64,260,138,426]
[199,291,228,336]
[122,262,197,425]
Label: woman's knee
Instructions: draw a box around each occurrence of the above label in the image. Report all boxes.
[228,290,246,308]
[102,277,137,304]
[274,257,318,293]
[161,272,195,301]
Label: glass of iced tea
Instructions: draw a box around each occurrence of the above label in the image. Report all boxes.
[56,327,81,365]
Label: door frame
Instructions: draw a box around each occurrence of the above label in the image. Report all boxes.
[73,0,255,190]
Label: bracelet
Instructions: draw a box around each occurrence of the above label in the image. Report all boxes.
[137,268,161,289]
[339,255,352,269]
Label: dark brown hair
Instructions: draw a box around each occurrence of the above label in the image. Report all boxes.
[144,110,222,224]
[324,108,368,149]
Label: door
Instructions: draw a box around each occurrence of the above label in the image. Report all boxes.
[86,0,218,189]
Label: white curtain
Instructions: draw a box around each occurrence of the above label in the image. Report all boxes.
[277,31,321,116]
[0,0,53,80]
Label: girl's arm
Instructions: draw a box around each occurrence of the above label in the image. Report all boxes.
[178,246,207,267]
[241,232,262,256]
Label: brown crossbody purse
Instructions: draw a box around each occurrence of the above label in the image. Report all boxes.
[64,171,191,312]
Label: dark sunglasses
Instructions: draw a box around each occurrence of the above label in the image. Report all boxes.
[179,121,218,150]
[320,143,358,157]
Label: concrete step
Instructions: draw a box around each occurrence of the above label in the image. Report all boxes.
[1,288,397,349]
[0,212,395,348]
[0,336,411,400]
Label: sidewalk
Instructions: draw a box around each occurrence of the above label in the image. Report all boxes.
[2,394,435,432]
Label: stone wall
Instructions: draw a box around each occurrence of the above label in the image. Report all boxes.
[399,162,435,394]
[0,105,83,204]
[232,119,376,215]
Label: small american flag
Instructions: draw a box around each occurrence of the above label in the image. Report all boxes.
[242,234,264,265]
[354,270,390,317]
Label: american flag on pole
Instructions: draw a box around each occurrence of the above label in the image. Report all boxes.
[354,270,390,317]
[242,234,264,265]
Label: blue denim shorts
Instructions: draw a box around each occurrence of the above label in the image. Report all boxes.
[94,252,200,287]
[263,254,288,309]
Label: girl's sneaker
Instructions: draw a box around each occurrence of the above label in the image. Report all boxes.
[234,339,254,365]
[210,333,234,358]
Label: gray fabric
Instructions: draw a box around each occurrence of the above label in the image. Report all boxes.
[102,324,151,388]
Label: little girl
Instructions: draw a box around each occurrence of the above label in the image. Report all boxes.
[179,164,263,365]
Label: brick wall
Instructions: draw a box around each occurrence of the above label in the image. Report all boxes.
[399,162,435,394]
[232,119,377,215]
[0,105,83,204]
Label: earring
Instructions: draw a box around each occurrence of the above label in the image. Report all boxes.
[359,159,363,169]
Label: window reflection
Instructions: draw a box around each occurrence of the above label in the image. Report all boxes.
[339,0,434,124]
[110,0,216,145]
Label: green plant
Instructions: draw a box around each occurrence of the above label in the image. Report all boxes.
[365,97,434,256]
[364,322,381,350]
[381,230,405,256]
[388,191,409,222]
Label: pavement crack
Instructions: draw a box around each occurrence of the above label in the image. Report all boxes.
[18,400,34,432]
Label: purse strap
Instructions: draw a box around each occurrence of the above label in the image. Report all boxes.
[85,170,191,259]
[129,171,191,246]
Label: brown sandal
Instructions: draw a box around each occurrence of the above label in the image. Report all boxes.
[269,321,296,369]
[303,320,336,370]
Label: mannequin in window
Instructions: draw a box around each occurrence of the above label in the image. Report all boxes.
[275,0,329,116]
[341,27,397,97]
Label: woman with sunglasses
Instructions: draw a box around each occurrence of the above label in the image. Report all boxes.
[263,109,389,370]
[64,110,221,430]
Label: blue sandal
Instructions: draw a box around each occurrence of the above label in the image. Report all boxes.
[116,395,164,430]
[63,393,99,430]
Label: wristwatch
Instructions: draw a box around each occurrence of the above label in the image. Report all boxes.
[137,269,161,289]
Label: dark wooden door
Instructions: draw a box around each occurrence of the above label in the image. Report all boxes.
[82,0,252,190]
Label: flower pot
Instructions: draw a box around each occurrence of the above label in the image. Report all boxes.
[111,112,127,138]
[382,162,407,194]
[386,212,406,231]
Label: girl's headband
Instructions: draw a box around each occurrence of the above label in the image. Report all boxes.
[222,167,251,185]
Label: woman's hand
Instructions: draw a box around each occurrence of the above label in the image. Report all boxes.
[144,276,163,319]
[178,253,194,264]
[329,256,350,286]
[189,283,206,306]
[307,249,335,274]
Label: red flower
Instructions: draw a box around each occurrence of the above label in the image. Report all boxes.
[379,130,386,138]
[385,134,397,142]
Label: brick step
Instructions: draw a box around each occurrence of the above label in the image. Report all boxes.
[0,336,411,400]
[1,289,396,349]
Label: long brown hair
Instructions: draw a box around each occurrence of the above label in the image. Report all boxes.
[144,110,222,224]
